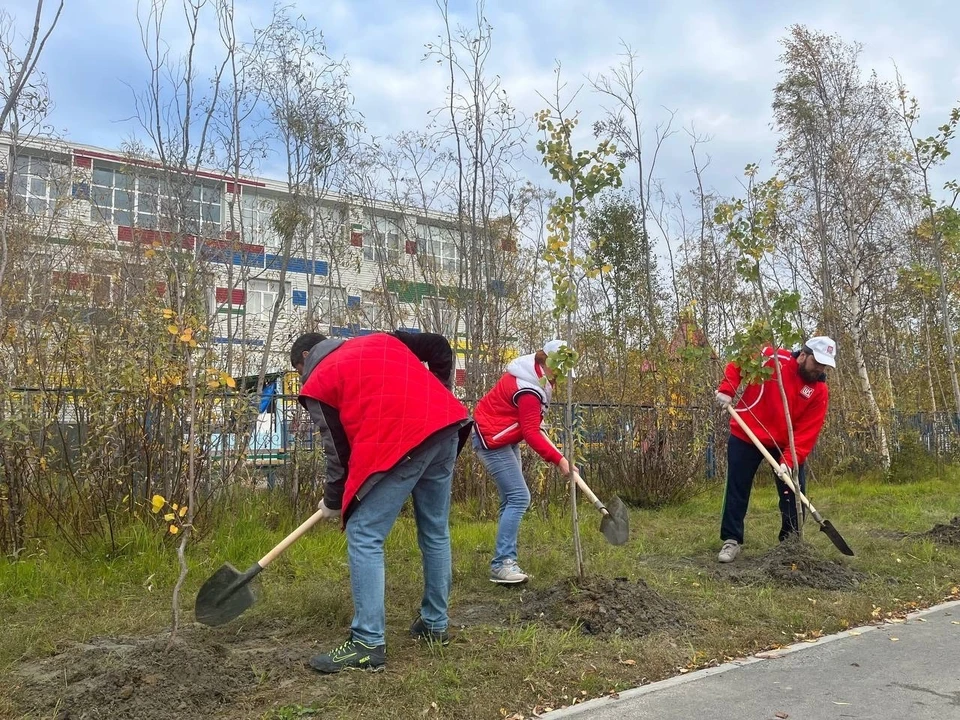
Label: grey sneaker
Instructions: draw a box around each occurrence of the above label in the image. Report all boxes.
[490,561,529,584]
[718,539,741,563]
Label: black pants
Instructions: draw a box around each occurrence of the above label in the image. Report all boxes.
[720,434,807,545]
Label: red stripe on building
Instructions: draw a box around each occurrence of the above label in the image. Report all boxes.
[215,287,246,305]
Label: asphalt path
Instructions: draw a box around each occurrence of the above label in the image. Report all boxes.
[543,599,960,720]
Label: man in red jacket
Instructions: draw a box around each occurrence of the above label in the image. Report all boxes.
[290,330,471,672]
[715,336,836,563]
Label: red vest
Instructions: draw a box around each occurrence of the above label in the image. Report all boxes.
[473,365,548,449]
[299,333,468,512]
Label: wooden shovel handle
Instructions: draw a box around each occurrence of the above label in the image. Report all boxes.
[257,506,329,569]
[572,471,610,516]
[724,404,823,521]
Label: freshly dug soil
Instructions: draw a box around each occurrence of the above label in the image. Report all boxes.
[518,575,687,637]
[716,539,865,591]
[14,622,306,720]
[921,516,960,546]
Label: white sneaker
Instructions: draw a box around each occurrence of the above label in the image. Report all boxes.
[718,539,741,563]
[490,561,528,584]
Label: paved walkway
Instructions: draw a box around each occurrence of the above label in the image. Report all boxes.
[544,599,960,720]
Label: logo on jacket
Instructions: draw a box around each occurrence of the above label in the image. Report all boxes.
[800,385,814,398]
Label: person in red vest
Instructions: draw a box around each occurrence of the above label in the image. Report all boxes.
[291,330,471,673]
[472,339,576,584]
[714,336,836,563]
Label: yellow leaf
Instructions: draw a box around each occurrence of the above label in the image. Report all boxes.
[169,525,179,535]
[207,380,220,389]
[179,506,188,518]
[151,494,165,513]
[167,325,179,335]
[164,513,175,521]
[172,503,179,511]
[224,375,236,389]
[161,308,175,318]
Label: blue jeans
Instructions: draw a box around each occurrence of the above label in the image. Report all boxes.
[720,434,807,545]
[473,434,530,568]
[345,432,458,646]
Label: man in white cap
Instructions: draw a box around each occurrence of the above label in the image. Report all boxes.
[714,336,837,562]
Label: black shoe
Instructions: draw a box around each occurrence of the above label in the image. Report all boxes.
[308,636,386,674]
[409,615,450,645]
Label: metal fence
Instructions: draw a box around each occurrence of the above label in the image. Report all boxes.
[5,388,960,488]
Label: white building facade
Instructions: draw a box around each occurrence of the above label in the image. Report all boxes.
[1,136,514,389]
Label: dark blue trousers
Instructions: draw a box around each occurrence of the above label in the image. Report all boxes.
[720,434,807,545]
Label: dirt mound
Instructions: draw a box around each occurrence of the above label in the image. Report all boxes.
[922,516,960,545]
[518,576,687,637]
[14,624,305,720]
[717,539,864,591]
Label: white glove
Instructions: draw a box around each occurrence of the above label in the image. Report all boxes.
[317,498,340,520]
[778,463,792,481]
[715,392,733,406]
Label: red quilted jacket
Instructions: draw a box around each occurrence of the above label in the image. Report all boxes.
[299,333,469,513]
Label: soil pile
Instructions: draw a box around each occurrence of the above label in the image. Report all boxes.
[518,575,687,637]
[15,625,302,720]
[717,539,864,591]
[922,516,960,546]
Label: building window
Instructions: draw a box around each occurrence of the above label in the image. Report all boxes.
[362,215,401,264]
[310,284,346,324]
[418,224,459,273]
[421,296,457,337]
[163,181,221,234]
[239,192,278,246]
[422,295,457,336]
[246,279,288,319]
[360,290,398,330]
[12,153,71,216]
[90,162,221,234]
[90,165,161,228]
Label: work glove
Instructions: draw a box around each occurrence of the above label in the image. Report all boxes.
[317,498,340,520]
[778,463,793,484]
[715,392,733,407]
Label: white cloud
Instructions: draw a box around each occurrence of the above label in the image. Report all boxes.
[5,0,957,198]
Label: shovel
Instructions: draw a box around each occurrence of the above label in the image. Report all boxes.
[725,404,854,556]
[572,471,630,545]
[195,506,328,626]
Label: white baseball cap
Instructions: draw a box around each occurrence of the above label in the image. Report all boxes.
[543,339,576,377]
[805,336,836,368]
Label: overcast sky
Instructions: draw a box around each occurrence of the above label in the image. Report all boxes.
[6,0,959,201]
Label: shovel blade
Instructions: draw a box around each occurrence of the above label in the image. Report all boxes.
[600,496,630,545]
[195,562,258,626]
[818,520,855,557]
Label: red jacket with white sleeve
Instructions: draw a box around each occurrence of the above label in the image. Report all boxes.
[473,353,563,465]
[718,346,829,468]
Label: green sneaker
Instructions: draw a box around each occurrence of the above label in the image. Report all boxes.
[308,636,386,674]
[410,615,450,645]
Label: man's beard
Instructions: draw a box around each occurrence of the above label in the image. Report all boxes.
[799,365,821,383]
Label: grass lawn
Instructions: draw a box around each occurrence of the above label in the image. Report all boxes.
[1,471,959,719]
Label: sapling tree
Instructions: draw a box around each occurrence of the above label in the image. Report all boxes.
[714,165,806,535]
[535,75,624,578]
